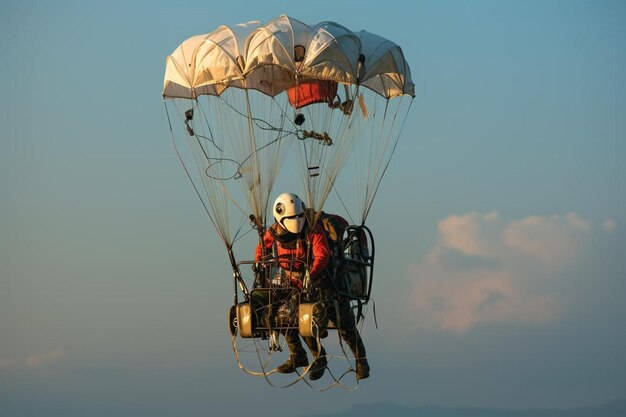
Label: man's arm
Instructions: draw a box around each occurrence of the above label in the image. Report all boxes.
[309,225,330,278]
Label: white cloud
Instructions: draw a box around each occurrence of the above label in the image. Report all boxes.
[1,350,64,370]
[409,212,594,333]
[502,213,588,264]
[437,211,501,256]
[603,219,616,233]
[26,350,64,368]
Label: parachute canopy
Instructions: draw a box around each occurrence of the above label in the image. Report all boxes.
[163,15,414,100]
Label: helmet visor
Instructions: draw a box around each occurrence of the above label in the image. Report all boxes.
[280,212,305,233]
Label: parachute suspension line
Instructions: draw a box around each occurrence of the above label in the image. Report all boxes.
[204,158,244,180]
[209,159,249,220]
[197,103,222,152]
[200,134,291,181]
[235,133,288,177]
[179,103,230,188]
[190,102,290,183]
[231,223,256,245]
[361,99,392,222]
[183,108,210,162]
[185,106,223,154]
[217,94,289,134]
[271,93,338,148]
[331,182,356,225]
[193,98,246,182]
[187,101,262,186]
[301,143,317,213]
[308,166,320,178]
[227,206,251,244]
[243,87,264,230]
[193,131,223,152]
[189,101,234,245]
[295,96,359,215]
[362,97,413,221]
[218,92,336,150]
[198,95,290,183]
[164,101,227,246]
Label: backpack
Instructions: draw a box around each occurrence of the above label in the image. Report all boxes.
[309,209,348,262]
[306,209,371,301]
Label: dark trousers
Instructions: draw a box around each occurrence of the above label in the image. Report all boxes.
[285,295,367,360]
[251,289,366,361]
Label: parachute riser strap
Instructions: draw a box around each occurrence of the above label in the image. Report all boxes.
[302,234,313,292]
[250,214,267,258]
[372,298,378,329]
[227,246,249,300]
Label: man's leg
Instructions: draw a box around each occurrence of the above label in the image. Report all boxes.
[335,298,370,380]
[276,331,309,373]
[302,335,327,381]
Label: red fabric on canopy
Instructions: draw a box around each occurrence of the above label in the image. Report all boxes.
[287,79,338,109]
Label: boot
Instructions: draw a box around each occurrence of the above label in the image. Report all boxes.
[355,358,370,380]
[276,354,309,374]
[308,348,327,381]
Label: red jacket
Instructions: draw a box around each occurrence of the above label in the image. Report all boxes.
[255,223,330,280]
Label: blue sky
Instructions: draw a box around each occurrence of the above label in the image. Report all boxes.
[1,1,625,416]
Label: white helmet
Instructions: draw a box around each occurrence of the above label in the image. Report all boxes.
[273,192,306,233]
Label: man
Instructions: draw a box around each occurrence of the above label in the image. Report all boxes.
[255,192,330,380]
[255,192,370,381]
